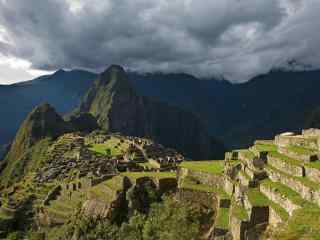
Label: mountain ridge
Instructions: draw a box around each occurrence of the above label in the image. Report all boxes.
[74,65,221,159]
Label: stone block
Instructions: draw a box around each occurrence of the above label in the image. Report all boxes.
[267,155,304,177]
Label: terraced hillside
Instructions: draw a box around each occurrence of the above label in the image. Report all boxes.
[177,128,320,239]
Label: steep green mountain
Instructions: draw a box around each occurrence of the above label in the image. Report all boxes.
[75,65,222,159]
[0,103,72,185]
[0,70,97,146]
[129,70,320,148]
[2,68,320,151]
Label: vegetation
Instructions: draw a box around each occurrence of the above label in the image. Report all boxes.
[180,161,224,175]
[268,151,302,166]
[287,145,317,155]
[261,179,306,206]
[180,178,229,199]
[121,172,176,180]
[231,201,248,221]
[246,188,269,207]
[268,204,320,239]
[254,143,278,152]
[46,197,202,240]
[215,207,229,229]
[89,136,129,156]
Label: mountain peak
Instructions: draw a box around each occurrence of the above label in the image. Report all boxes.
[23,103,70,141]
[100,65,127,84]
[53,69,66,76]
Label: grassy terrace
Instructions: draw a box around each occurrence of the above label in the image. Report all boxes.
[180,160,224,175]
[231,200,249,221]
[89,136,129,156]
[246,188,269,207]
[121,172,176,180]
[268,151,302,166]
[269,201,289,221]
[180,178,229,199]
[137,162,159,169]
[265,165,319,191]
[215,207,230,229]
[254,143,278,152]
[274,204,320,239]
[287,145,317,155]
[306,161,320,170]
[238,149,255,159]
[261,179,306,206]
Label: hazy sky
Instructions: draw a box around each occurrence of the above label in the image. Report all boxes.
[0,0,319,84]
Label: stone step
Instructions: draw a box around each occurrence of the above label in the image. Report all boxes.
[268,200,289,227]
[243,165,267,182]
[260,179,303,216]
[214,207,230,232]
[243,188,269,225]
[229,201,250,240]
[238,150,265,172]
[237,170,257,188]
[265,165,320,206]
[278,146,319,163]
[267,151,304,177]
[275,134,319,149]
[250,143,277,159]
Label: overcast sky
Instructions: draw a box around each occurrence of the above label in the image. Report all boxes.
[0,0,319,84]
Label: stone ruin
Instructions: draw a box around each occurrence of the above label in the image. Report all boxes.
[35,133,117,183]
[177,128,320,240]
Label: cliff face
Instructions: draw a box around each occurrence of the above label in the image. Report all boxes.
[77,65,223,159]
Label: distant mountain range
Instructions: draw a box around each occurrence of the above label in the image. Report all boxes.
[1,67,320,151]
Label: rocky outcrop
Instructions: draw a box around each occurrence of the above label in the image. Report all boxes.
[75,65,224,159]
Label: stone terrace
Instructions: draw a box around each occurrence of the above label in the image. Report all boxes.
[177,128,320,240]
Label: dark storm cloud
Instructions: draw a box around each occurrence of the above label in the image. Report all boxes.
[0,0,318,82]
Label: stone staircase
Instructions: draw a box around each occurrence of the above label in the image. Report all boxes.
[221,129,320,239]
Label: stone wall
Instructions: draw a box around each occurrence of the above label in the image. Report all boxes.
[302,129,320,137]
[229,212,250,240]
[266,167,320,206]
[305,166,320,182]
[278,147,318,163]
[275,135,318,149]
[224,177,235,196]
[177,167,224,188]
[268,207,283,227]
[260,184,300,216]
[267,156,304,177]
[176,188,217,208]
[43,185,61,206]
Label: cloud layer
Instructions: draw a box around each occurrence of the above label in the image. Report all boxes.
[0,0,319,82]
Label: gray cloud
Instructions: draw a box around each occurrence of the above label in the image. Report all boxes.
[0,0,318,82]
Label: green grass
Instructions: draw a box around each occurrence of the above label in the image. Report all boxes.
[231,201,249,221]
[268,151,302,166]
[287,145,317,155]
[269,201,289,221]
[246,188,269,207]
[121,172,176,180]
[215,207,229,229]
[265,164,319,190]
[261,179,306,206]
[254,144,278,152]
[137,162,158,169]
[306,161,320,170]
[271,204,320,239]
[180,161,224,175]
[238,149,255,159]
[180,178,229,199]
[89,136,129,156]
